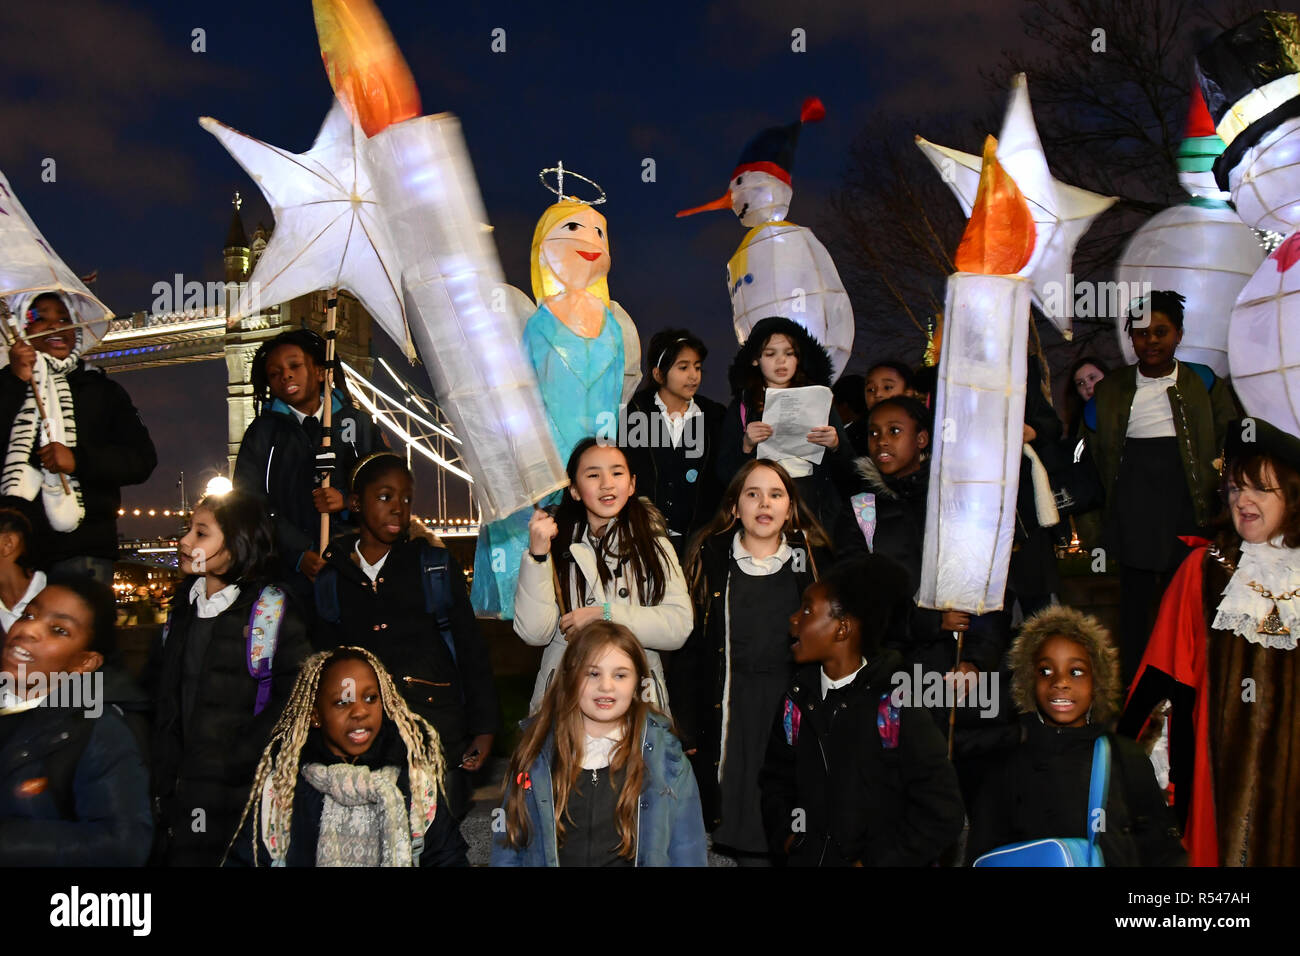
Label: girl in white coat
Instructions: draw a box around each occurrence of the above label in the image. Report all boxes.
[515,438,693,714]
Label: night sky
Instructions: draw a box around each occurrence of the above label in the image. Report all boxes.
[2,0,1068,531]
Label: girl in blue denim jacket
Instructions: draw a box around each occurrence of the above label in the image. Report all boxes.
[491,621,707,867]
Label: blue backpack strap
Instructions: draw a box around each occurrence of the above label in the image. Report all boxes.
[419,541,457,666]
[1086,735,1112,862]
[246,586,287,716]
[1186,361,1216,393]
[313,566,342,624]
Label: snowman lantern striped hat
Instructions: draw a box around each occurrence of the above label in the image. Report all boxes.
[677,97,826,218]
[1195,11,1300,194]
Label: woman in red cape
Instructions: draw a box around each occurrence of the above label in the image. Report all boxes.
[1121,417,1300,866]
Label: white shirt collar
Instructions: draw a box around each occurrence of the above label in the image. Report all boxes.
[355,541,390,582]
[0,690,47,714]
[1135,360,1178,387]
[821,657,869,699]
[731,530,792,576]
[581,727,625,770]
[653,391,701,419]
[288,396,325,424]
[0,570,45,632]
[190,578,241,619]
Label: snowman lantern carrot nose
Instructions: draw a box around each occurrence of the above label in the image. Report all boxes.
[675,96,825,218]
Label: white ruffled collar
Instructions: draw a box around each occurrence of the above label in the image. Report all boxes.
[1213,538,1300,650]
[581,728,624,770]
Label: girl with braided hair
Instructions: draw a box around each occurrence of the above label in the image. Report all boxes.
[226,646,468,866]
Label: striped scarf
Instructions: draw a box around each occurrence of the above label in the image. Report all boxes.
[2,352,84,531]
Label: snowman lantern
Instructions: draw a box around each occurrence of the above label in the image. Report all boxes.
[1197,12,1300,434]
[677,97,854,381]
[1113,86,1264,376]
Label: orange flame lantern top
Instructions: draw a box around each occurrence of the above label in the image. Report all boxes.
[953,136,1035,276]
[313,0,421,137]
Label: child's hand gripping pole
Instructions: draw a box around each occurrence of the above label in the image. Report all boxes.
[318,290,339,553]
[948,627,964,760]
[0,309,72,495]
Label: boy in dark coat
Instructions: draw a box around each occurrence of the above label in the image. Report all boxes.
[761,555,964,866]
[312,453,499,819]
[0,575,153,865]
[1,293,157,583]
[232,328,386,601]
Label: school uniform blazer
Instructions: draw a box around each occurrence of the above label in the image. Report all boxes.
[513,523,693,715]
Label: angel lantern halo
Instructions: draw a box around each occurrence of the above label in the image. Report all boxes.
[538,162,607,206]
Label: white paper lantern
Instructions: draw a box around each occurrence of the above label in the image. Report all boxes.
[364,114,567,523]
[728,222,854,379]
[1227,234,1300,437]
[201,104,408,344]
[0,169,111,347]
[917,273,1030,613]
[916,75,1116,340]
[1114,202,1263,375]
[1227,117,1300,234]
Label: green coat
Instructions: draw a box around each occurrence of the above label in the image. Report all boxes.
[1085,362,1237,528]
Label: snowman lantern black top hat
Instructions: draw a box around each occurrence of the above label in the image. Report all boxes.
[676,96,826,217]
[1196,11,1300,192]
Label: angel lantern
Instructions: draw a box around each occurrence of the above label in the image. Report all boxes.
[0,169,115,533]
[677,97,854,380]
[1114,86,1263,376]
[1197,11,1300,435]
[470,167,642,618]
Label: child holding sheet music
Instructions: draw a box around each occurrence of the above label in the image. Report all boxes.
[715,317,852,534]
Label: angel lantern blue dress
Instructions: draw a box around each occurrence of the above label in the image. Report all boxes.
[471,303,625,618]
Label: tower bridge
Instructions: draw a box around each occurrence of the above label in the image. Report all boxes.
[86,196,478,529]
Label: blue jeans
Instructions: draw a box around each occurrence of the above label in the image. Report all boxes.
[49,555,115,587]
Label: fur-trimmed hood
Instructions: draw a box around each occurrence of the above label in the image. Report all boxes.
[726,316,834,397]
[1008,606,1122,725]
[853,455,930,501]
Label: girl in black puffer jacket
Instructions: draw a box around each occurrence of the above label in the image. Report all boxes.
[149,491,311,866]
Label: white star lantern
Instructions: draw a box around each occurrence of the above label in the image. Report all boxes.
[916,74,1116,339]
[0,169,112,349]
[200,102,410,352]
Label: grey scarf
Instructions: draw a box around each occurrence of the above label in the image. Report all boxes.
[300,762,414,867]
